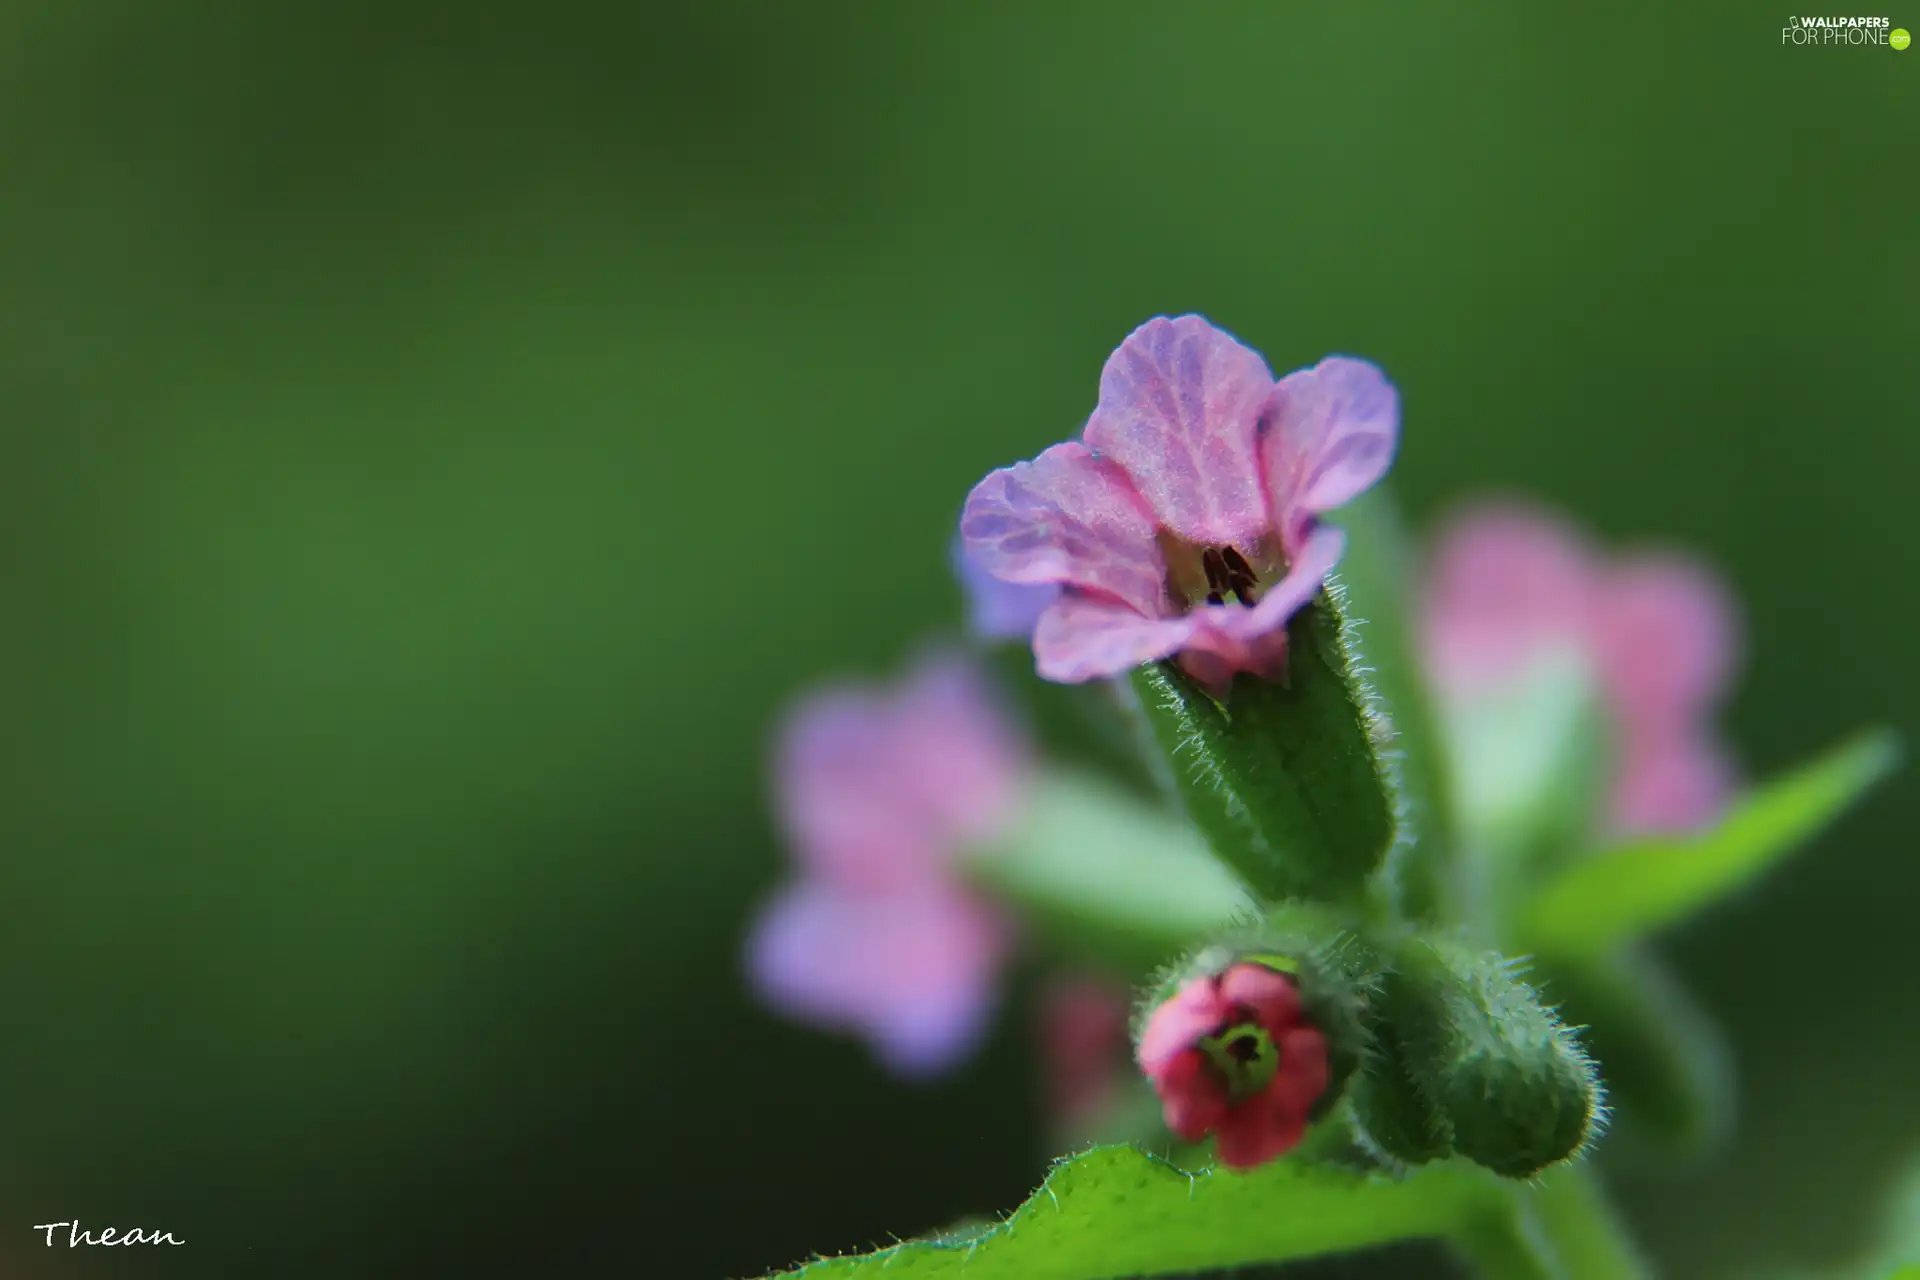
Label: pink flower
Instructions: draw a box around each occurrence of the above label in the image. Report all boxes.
[1420,502,1740,835]
[750,879,1011,1075]
[746,651,1027,1076]
[1039,976,1134,1127]
[952,534,1058,642]
[1135,960,1330,1169]
[960,315,1399,693]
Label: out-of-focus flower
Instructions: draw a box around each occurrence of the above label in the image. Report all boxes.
[1135,960,1330,1170]
[960,315,1398,694]
[953,534,1058,641]
[1420,502,1740,836]
[746,651,1027,1076]
[750,879,1011,1075]
[1039,976,1134,1128]
[773,650,1030,890]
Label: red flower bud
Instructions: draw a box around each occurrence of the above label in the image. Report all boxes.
[1135,960,1329,1169]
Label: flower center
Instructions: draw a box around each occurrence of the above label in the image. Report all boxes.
[1198,1014,1280,1103]
[1202,546,1260,607]
[1162,535,1282,613]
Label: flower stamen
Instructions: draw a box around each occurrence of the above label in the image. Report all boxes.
[1220,546,1260,604]
[1198,1017,1280,1102]
[1201,546,1261,608]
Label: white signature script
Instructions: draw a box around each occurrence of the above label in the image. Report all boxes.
[34,1221,184,1247]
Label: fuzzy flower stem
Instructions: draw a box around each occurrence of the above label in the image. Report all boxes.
[1453,1170,1650,1280]
[1451,1201,1560,1280]
[1528,1166,1651,1279]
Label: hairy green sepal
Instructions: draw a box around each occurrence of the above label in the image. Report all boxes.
[1380,935,1601,1179]
[1127,592,1400,908]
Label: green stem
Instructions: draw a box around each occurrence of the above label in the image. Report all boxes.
[1529,1164,1651,1279]
[1451,1174,1651,1280]
[1451,1199,1559,1280]
[1453,1166,1650,1280]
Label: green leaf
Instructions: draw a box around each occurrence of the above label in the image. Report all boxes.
[1328,487,1460,920]
[1519,729,1901,957]
[964,770,1255,973]
[758,1145,1507,1280]
[1127,593,1399,908]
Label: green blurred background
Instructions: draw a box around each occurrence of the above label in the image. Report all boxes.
[0,2,1911,1276]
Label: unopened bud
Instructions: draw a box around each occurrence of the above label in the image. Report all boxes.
[1350,1014,1454,1166]
[1132,913,1372,1169]
[1383,936,1602,1178]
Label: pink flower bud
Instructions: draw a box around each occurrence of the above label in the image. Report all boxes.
[1135,960,1330,1169]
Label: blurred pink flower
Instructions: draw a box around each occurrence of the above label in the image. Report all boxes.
[1039,976,1133,1127]
[960,315,1398,694]
[746,651,1026,1076]
[1136,960,1329,1170]
[750,879,1011,1075]
[1420,502,1740,835]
